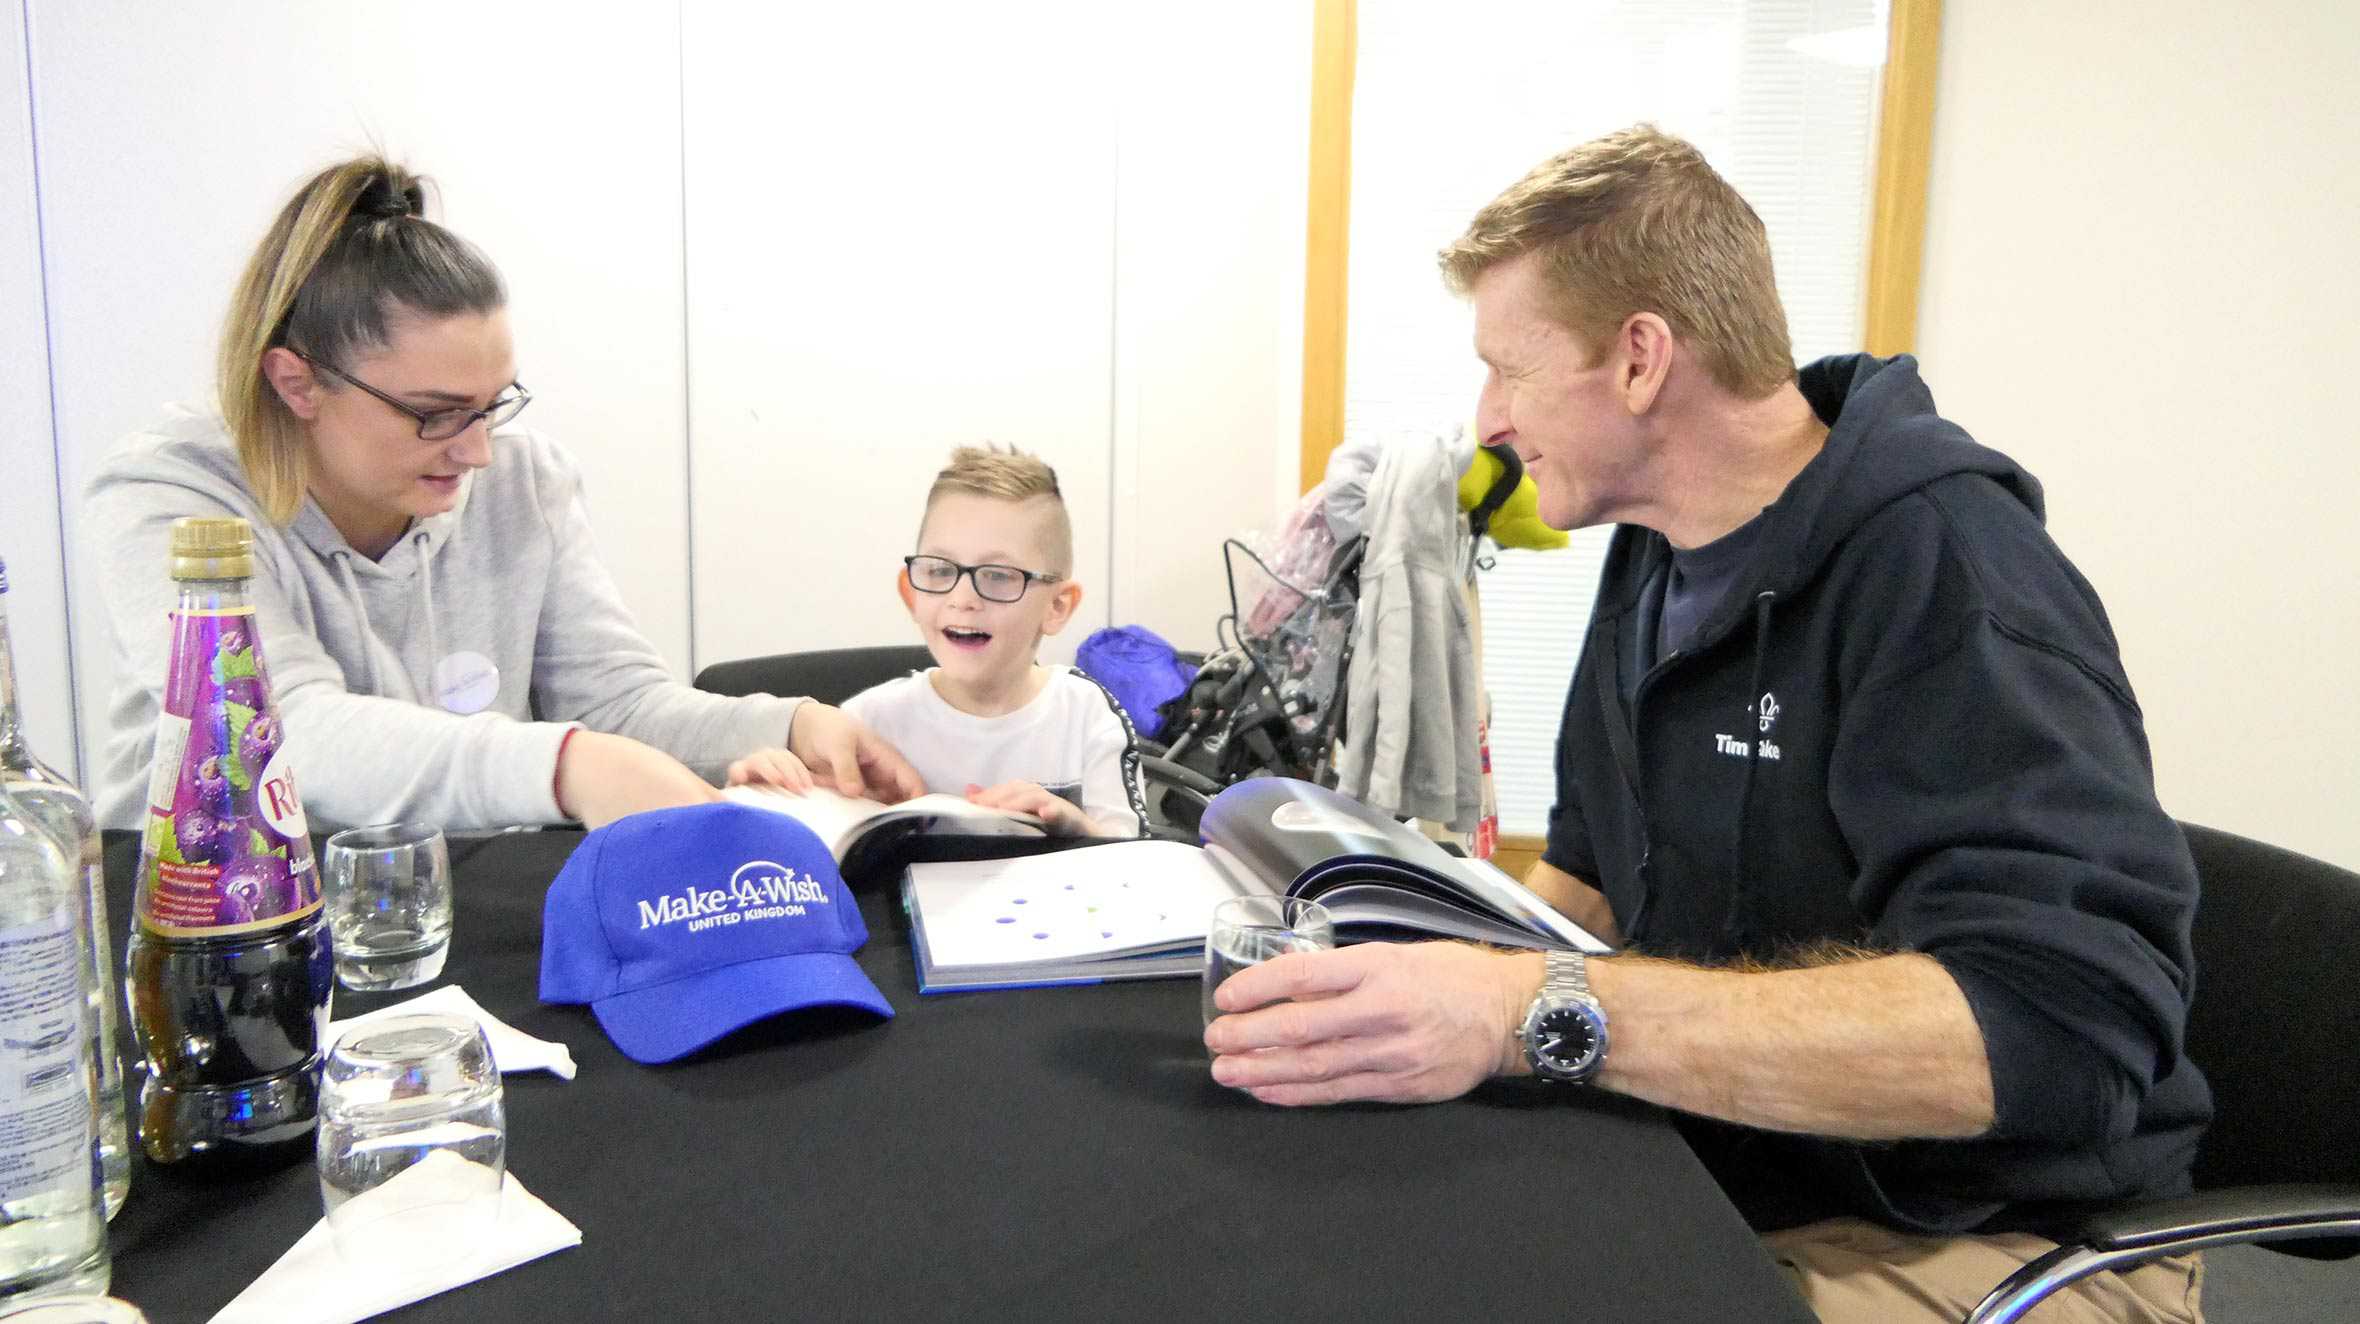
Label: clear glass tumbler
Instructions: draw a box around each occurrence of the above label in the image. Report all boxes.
[1201,895,1336,1031]
[316,1013,506,1274]
[322,824,452,992]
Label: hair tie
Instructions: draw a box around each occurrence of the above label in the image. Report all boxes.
[354,176,422,222]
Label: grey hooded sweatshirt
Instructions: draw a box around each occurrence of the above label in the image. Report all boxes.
[85,407,803,831]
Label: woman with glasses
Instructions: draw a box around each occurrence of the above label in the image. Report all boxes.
[86,156,919,832]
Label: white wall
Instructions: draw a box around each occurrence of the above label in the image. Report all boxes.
[681,4,1120,669]
[26,1,692,771]
[1,3,76,776]
[681,3,1306,671]
[1915,2,2360,868]
[1108,4,1314,650]
[7,1,1308,786]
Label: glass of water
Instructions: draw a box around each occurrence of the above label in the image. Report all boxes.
[0,1297,149,1322]
[323,823,452,991]
[1202,895,1335,1033]
[317,1013,506,1274]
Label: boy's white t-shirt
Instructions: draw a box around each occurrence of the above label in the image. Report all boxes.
[840,666,1147,837]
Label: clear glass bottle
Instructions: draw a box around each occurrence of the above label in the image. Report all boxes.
[0,780,109,1301]
[0,559,130,1217]
[124,519,332,1171]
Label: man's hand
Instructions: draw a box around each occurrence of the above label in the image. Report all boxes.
[965,781,1096,836]
[726,746,815,794]
[555,730,723,829]
[786,703,925,801]
[1202,925,1998,1134]
[1201,943,1545,1106]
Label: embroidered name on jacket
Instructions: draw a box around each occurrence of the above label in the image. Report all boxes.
[1713,692,1784,761]
[636,860,834,931]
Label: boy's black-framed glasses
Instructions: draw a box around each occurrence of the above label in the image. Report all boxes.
[902,554,1063,604]
[292,349,532,442]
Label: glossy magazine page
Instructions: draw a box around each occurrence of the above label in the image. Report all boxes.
[1200,778,1608,953]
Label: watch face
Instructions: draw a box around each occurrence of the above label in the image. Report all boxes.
[1533,1005,1602,1076]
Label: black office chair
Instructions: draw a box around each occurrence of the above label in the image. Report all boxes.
[692,645,1217,841]
[1965,823,2360,1322]
[692,645,933,707]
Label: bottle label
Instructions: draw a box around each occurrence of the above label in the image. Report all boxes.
[254,746,308,841]
[134,605,323,937]
[145,712,190,813]
[0,916,93,1203]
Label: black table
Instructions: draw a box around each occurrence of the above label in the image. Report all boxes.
[99,829,1813,1323]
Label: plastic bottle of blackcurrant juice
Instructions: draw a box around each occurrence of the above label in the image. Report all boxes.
[124,517,332,1170]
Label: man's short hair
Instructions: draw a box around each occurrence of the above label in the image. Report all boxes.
[1439,124,1795,399]
[922,443,1074,575]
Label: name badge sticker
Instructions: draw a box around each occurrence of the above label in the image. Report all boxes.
[433,651,500,714]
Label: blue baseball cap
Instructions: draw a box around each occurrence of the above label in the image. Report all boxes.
[539,802,892,1063]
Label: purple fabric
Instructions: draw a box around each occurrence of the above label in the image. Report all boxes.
[1075,626,1195,740]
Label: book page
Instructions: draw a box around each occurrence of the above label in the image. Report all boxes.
[723,785,1039,855]
[1202,778,1610,953]
[723,785,893,851]
[908,842,1251,969]
[1449,855,1610,953]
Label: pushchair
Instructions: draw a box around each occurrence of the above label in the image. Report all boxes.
[1140,444,1525,839]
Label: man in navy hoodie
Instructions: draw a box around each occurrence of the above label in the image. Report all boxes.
[1203,126,2209,1323]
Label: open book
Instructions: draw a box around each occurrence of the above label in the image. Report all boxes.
[904,777,1609,992]
[722,785,1067,886]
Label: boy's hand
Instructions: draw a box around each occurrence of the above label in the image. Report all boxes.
[788,703,926,802]
[726,746,815,794]
[966,781,1098,836]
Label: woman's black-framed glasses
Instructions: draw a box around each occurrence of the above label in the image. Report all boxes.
[902,554,1063,604]
[293,349,532,442]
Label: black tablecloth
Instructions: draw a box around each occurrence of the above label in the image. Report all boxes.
[99,828,1811,1322]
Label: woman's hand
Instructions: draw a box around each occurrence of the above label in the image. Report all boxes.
[787,703,925,802]
[965,780,1098,836]
[726,746,815,794]
[555,730,722,829]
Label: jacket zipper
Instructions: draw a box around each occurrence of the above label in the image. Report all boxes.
[1600,628,1684,944]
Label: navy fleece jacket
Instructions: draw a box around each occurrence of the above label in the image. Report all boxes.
[1544,353,2211,1235]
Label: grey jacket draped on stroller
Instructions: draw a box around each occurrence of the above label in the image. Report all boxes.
[1332,429,1484,831]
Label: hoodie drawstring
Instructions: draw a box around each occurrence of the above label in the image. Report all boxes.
[330,550,379,696]
[329,532,442,701]
[413,529,445,676]
[1721,590,1778,950]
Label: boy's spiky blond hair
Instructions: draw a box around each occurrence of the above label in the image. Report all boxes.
[922,443,1073,574]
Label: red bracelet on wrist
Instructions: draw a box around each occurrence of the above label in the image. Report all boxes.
[553,727,581,819]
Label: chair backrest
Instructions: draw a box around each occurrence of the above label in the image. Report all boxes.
[2182,822,2360,1193]
[692,646,934,708]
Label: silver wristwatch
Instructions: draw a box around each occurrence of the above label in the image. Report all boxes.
[1520,950,1609,1083]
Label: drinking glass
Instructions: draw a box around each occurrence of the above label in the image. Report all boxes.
[1202,895,1335,1031]
[323,824,452,991]
[316,1013,507,1273]
[0,1299,149,1323]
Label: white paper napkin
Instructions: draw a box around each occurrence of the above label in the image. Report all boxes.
[208,1158,581,1324]
[327,985,578,1081]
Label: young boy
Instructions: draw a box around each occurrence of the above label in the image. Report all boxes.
[729,445,1146,836]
